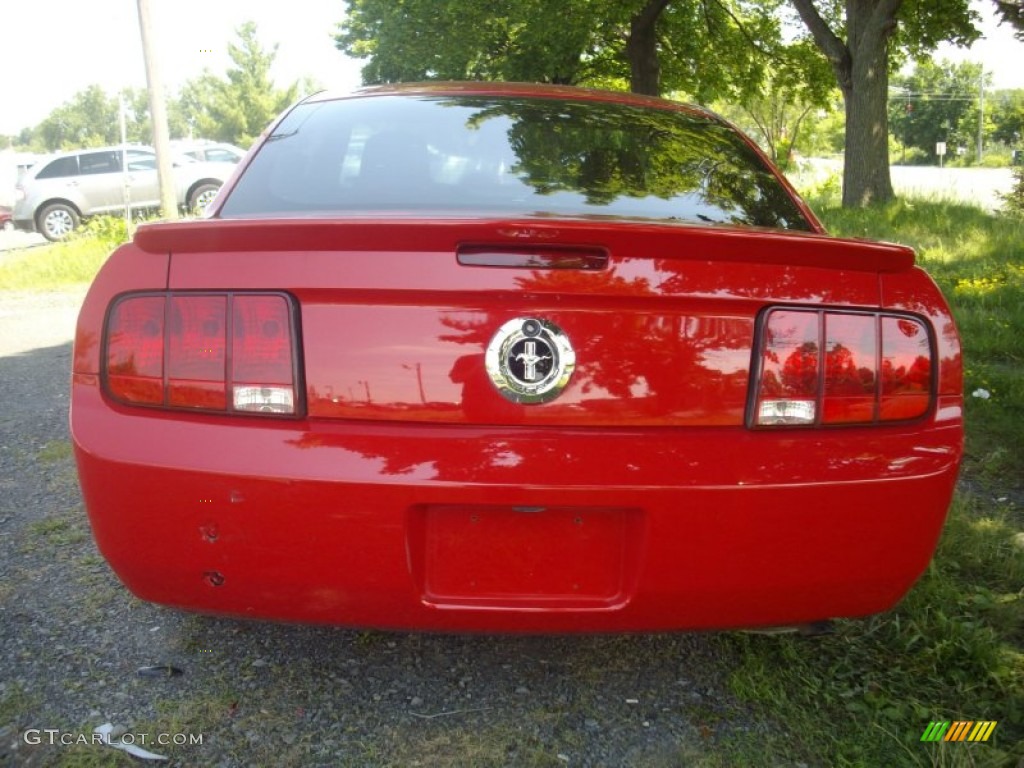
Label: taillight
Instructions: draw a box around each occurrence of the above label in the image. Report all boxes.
[104,292,300,416]
[752,308,932,427]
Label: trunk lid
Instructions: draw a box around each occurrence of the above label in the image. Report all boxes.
[147,217,909,427]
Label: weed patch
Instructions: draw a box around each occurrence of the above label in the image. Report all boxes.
[0,239,109,291]
[0,215,134,290]
[37,440,73,464]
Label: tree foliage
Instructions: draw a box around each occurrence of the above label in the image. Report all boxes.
[889,59,985,161]
[716,39,837,167]
[337,0,597,85]
[993,0,1024,39]
[180,22,301,148]
[337,0,785,102]
[36,86,110,150]
[990,89,1024,146]
[35,85,115,149]
[1000,165,1024,216]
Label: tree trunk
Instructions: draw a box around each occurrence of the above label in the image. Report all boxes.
[626,0,671,96]
[791,0,899,207]
[840,0,896,206]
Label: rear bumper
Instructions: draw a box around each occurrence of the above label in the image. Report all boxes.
[71,376,962,632]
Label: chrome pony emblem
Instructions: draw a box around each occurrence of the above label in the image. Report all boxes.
[485,318,576,404]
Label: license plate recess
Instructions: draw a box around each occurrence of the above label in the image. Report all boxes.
[413,505,642,609]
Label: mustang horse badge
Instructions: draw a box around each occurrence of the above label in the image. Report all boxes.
[485,317,576,404]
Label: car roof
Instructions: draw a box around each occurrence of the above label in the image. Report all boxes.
[172,140,243,150]
[302,81,719,121]
[39,145,154,158]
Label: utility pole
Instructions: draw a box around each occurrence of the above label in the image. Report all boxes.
[977,67,985,164]
[118,95,132,234]
[136,0,178,220]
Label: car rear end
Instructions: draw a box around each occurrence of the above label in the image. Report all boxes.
[12,163,45,233]
[70,84,963,632]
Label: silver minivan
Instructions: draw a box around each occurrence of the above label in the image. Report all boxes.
[13,146,235,240]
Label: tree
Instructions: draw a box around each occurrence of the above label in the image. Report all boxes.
[27,85,184,152]
[176,73,226,141]
[626,0,782,101]
[337,0,596,85]
[989,89,1024,147]
[716,39,837,167]
[177,22,301,147]
[993,0,1024,39]
[889,59,984,162]
[337,0,783,103]
[1001,165,1024,216]
[789,0,979,207]
[36,85,120,150]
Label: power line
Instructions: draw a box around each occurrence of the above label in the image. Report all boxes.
[888,93,977,101]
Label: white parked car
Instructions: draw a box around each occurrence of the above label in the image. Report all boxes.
[13,146,235,240]
[171,140,247,164]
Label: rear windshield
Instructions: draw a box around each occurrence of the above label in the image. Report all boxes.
[220,94,812,231]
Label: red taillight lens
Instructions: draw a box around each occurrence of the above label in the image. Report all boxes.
[755,310,820,425]
[753,308,931,427]
[168,295,227,409]
[880,316,932,421]
[103,292,300,416]
[823,312,877,424]
[106,296,165,405]
[231,295,296,413]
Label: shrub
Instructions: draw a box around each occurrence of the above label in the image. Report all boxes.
[74,215,129,249]
[999,166,1024,218]
[891,146,931,166]
[796,171,842,209]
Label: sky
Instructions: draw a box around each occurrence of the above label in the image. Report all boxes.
[0,0,364,136]
[0,0,1022,138]
[932,0,1024,86]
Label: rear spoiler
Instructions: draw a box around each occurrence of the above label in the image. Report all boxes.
[134,216,915,273]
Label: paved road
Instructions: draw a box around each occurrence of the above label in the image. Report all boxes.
[889,165,1012,211]
[794,159,1013,211]
[0,229,45,255]
[0,289,87,356]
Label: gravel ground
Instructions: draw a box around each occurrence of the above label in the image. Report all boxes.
[0,289,781,768]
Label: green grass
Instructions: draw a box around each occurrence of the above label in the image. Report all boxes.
[724,194,1024,766]
[0,237,112,290]
[23,514,89,550]
[0,215,130,290]
[37,439,73,464]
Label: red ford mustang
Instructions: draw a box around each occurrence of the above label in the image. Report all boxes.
[71,82,963,633]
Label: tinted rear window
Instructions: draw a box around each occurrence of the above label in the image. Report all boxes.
[79,151,121,175]
[126,150,157,171]
[36,156,79,179]
[221,94,811,231]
